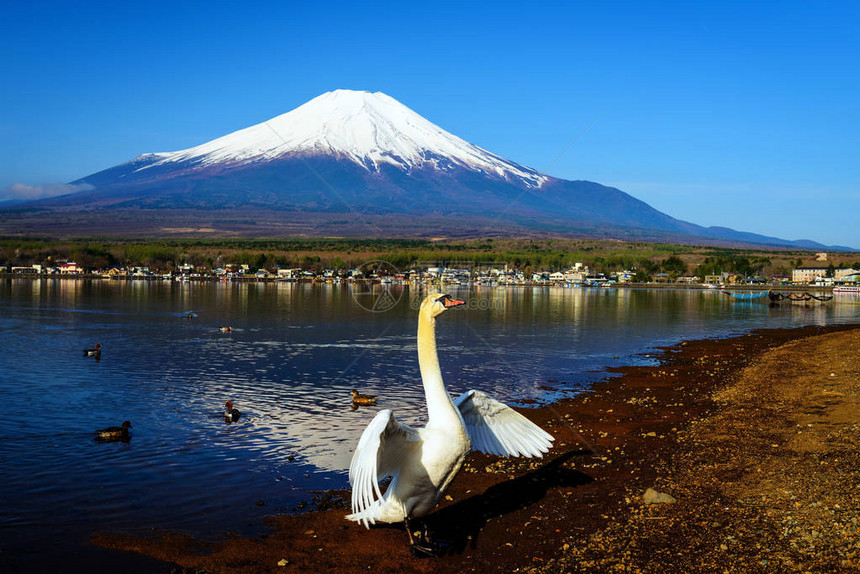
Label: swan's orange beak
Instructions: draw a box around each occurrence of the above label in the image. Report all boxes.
[444,298,465,308]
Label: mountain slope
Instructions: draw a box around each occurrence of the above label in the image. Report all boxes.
[0,90,841,248]
[79,90,546,189]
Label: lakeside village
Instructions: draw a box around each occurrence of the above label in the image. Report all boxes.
[5,255,860,290]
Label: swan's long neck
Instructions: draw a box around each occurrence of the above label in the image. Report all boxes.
[417,311,461,428]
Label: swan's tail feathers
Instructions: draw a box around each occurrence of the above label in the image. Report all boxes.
[346,496,405,528]
[455,389,555,458]
[345,507,378,529]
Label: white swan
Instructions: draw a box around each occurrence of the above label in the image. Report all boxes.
[346,293,554,554]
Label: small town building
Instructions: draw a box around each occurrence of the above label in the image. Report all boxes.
[11,265,41,274]
[58,262,82,274]
[277,268,303,279]
[793,266,860,284]
[612,270,635,283]
[674,276,700,285]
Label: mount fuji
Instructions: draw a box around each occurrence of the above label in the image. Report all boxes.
[0,90,834,247]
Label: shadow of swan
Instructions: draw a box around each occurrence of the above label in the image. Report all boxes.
[422,449,594,554]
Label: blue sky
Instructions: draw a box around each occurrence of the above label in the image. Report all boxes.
[2,1,858,248]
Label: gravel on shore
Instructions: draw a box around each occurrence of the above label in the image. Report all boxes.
[541,326,860,573]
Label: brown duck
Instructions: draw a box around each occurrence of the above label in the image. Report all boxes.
[351,390,377,406]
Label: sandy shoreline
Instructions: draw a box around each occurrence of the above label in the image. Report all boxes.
[15,323,860,573]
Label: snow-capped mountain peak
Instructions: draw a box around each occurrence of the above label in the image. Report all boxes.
[138,89,547,188]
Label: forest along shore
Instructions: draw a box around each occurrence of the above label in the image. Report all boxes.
[90,324,860,573]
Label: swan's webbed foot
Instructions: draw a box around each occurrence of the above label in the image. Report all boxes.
[405,518,447,558]
[410,541,440,558]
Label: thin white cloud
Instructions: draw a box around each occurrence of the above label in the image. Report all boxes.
[0,182,94,202]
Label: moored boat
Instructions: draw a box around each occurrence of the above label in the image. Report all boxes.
[722,290,771,301]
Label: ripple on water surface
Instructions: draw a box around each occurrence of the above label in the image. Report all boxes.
[0,281,857,552]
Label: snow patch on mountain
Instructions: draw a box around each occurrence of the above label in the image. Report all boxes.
[136,90,547,188]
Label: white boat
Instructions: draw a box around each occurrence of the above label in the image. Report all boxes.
[833,285,860,294]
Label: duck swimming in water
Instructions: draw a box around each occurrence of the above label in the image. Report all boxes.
[224,401,241,422]
[83,343,101,357]
[96,421,131,441]
[219,326,233,333]
[347,293,554,556]
[351,389,377,406]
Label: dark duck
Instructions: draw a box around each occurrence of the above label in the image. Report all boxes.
[83,343,101,357]
[224,401,241,422]
[96,421,131,441]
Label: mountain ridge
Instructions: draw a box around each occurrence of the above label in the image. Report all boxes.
[0,90,849,250]
[113,90,547,188]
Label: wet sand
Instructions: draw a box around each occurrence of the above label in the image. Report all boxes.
[62,324,860,572]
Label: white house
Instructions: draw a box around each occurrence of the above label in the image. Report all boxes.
[792,266,860,284]
[277,268,303,279]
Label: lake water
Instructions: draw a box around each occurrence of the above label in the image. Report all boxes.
[1,278,858,555]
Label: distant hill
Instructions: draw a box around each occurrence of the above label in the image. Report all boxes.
[0,90,847,249]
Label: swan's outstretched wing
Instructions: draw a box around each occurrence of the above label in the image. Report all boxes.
[454,390,554,457]
[348,409,421,527]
